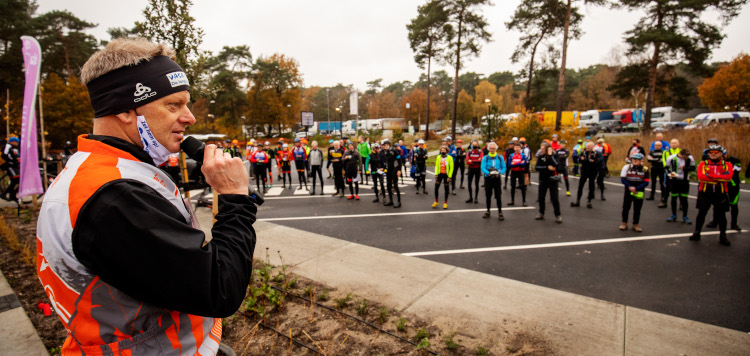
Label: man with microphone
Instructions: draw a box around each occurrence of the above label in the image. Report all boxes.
[36,38,257,355]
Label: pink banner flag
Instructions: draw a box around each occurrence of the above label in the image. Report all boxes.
[19,36,43,198]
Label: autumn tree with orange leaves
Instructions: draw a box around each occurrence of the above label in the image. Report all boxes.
[246,54,303,137]
[698,53,750,111]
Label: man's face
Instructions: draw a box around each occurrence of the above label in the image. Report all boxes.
[656,133,663,141]
[9,141,18,147]
[359,137,363,143]
[671,139,679,149]
[632,140,638,146]
[137,91,195,153]
[399,140,403,146]
[708,150,721,160]
[333,142,340,149]
[632,158,642,166]
[514,145,521,153]
[312,142,318,149]
[586,143,594,151]
[561,143,566,149]
[489,145,497,153]
[655,142,662,150]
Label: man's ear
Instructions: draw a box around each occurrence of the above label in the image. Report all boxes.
[114,111,136,125]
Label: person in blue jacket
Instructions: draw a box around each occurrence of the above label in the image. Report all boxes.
[481,142,507,220]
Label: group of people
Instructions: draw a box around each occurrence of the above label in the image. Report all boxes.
[231,131,742,245]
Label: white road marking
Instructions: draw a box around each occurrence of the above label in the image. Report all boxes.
[264,193,377,200]
[402,231,742,257]
[264,187,284,196]
[258,206,535,221]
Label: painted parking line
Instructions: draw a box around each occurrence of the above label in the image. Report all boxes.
[402,231,742,257]
[257,206,535,221]
[264,193,376,200]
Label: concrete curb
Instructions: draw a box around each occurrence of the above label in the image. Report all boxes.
[197,209,750,355]
[0,268,49,356]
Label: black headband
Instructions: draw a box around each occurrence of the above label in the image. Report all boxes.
[87,56,190,118]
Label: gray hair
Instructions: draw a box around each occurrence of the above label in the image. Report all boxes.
[80,38,176,86]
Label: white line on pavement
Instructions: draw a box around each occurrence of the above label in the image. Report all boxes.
[258,206,535,221]
[402,231,742,257]
[264,193,376,200]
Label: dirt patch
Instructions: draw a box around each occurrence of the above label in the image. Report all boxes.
[1,206,555,355]
[0,208,67,354]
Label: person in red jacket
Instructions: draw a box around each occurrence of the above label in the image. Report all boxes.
[465,140,483,204]
[250,142,269,193]
[277,144,294,189]
[691,145,734,245]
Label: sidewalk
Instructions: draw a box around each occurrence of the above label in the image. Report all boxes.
[0,268,49,356]
[196,209,750,355]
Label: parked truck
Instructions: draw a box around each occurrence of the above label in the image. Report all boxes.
[537,111,579,127]
[317,121,342,134]
[579,110,614,127]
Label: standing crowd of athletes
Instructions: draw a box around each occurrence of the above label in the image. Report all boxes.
[221,131,743,247]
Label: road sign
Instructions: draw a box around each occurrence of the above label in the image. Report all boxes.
[301,111,314,127]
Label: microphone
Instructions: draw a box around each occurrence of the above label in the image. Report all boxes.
[181,136,205,162]
[180,137,264,205]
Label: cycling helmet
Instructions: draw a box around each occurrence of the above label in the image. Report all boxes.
[8,137,19,144]
[224,139,231,144]
[519,137,526,142]
[706,144,724,153]
[630,153,644,160]
[457,139,463,143]
[552,134,559,138]
[707,138,718,144]
[65,141,72,145]
[329,139,334,144]
[560,139,567,144]
[381,139,391,145]
[294,138,301,143]
[277,140,284,144]
[512,137,518,142]
[232,139,239,144]
[372,143,380,148]
[256,142,263,147]
[442,137,450,142]
[264,141,270,145]
[577,139,583,143]
[418,139,425,144]
[282,143,289,148]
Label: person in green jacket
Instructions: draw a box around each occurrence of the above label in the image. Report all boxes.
[660,138,681,208]
[357,136,371,185]
[432,146,454,209]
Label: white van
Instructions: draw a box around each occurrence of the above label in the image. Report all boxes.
[651,107,674,122]
[685,111,750,129]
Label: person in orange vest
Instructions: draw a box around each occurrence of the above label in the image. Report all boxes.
[36,38,257,355]
[165,152,181,183]
[691,145,734,245]
[250,142,269,193]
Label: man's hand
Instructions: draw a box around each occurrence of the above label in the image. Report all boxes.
[548,165,556,171]
[397,170,401,177]
[629,186,636,193]
[202,144,249,195]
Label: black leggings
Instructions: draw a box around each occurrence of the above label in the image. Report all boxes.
[333,164,344,192]
[577,171,597,202]
[254,166,267,192]
[415,166,427,191]
[386,172,400,202]
[372,173,385,196]
[650,167,665,200]
[457,163,465,187]
[485,176,502,212]
[538,179,561,216]
[467,168,481,200]
[695,191,729,234]
[348,179,359,196]
[670,179,689,217]
[560,166,569,191]
[622,190,644,224]
[510,170,526,203]
[311,165,324,190]
[435,173,450,202]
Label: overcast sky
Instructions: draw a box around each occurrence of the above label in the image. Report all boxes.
[38,0,750,91]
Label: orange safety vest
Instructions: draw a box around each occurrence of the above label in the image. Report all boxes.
[37,135,221,355]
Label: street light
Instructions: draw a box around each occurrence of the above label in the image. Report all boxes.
[335,106,342,139]
[485,98,491,143]
[326,88,330,134]
[241,116,247,147]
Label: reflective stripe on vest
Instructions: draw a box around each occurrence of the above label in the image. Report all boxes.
[37,135,221,355]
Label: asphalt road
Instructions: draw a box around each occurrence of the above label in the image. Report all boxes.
[214,162,750,332]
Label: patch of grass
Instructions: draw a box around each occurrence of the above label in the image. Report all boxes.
[506,345,518,353]
[444,332,460,350]
[355,299,369,317]
[476,346,489,356]
[396,317,407,332]
[303,285,314,296]
[334,292,352,309]
[415,328,430,340]
[316,288,329,302]
[284,277,297,289]
[416,336,430,350]
[377,307,390,324]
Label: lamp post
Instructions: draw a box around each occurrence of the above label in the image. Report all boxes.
[326,88,330,134]
[336,106,344,139]
[241,115,247,146]
[485,98,491,143]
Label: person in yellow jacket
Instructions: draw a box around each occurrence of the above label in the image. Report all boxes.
[432,146,454,209]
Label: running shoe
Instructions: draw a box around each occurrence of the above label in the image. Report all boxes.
[566,191,571,196]
[355,195,360,200]
[666,215,677,222]
[432,202,439,208]
[443,203,448,209]
[682,216,692,225]
[347,195,354,200]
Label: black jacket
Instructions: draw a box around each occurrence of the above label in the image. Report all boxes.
[535,154,560,181]
[580,150,602,174]
[72,135,258,318]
